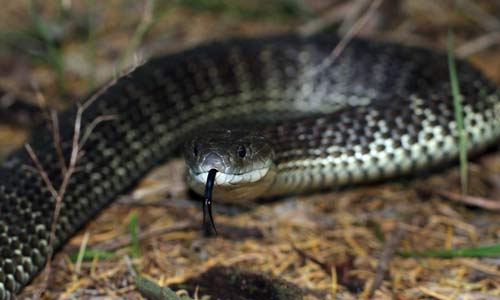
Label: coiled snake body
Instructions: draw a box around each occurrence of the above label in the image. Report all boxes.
[0,35,498,298]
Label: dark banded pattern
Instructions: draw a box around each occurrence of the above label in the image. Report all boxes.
[0,35,498,299]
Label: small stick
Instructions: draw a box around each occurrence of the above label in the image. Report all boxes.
[304,0,384,77]
[435,190,500,211]
[367,226,405,298]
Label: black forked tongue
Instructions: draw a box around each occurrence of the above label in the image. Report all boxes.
[203,168,218,235]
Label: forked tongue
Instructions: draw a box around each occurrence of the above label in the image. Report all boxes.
[203,169,218,235]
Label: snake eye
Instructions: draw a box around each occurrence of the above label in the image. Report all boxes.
[193,143,199,156]
[237,145,246,158]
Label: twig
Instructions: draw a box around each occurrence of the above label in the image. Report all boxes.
[304,0,384,77]
[29,103,83,299]
[24,144,58,198]
[93,221,196,251]
[292,243,363,293]
[338,0,372,35]
[80,76,118,112]
[292,243,332,274]
[456,32,500,58]
[366,225,405,298]
[435,190,500,211]
[79,56,141,113]
[78,114,118,149]
[298,2,354,36]
[32,83,68,177]
[27,80,117,299]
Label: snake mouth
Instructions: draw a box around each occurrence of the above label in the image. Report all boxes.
[192,166,271,186]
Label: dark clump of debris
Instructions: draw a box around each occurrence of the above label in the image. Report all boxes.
[169,266,303,300]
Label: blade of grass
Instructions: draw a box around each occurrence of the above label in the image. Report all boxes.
[398,243,500,258]
[27,0,66,97]
[116,0,157,72]
[129,212,141,258]
[86,0,97,90]
[178,0,308,21]
[447,2,468,194]
[70,249,118,262]
[74,231,90,275]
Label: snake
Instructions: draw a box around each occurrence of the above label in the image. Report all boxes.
[0,34,498,299]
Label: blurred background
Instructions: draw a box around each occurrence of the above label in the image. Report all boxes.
[1,1,498,103]
[0,1,499,299]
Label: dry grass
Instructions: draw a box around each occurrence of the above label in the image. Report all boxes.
[0,1,498,299]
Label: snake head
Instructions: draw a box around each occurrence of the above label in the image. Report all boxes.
[184,129,275,202]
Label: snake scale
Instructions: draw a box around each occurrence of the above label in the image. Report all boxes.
[0,34,498,298]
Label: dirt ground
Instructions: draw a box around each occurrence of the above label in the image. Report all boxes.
[0,1,499,299]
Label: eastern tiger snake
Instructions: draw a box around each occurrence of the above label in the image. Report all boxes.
[0,35,498,299]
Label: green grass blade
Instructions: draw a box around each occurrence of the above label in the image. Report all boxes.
[398,243,500,258]
[116,0,158,72]
[447,28,468,194]
[179,0,308,20]
[86,0,97,90]
[27,0,66,96]
[129,212,141,258]
[70,249,118,262]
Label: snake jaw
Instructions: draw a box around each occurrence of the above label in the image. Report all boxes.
[186,164,276,202]
[193,166,271,186]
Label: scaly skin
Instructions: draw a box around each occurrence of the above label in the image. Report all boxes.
[0,35,498,299]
